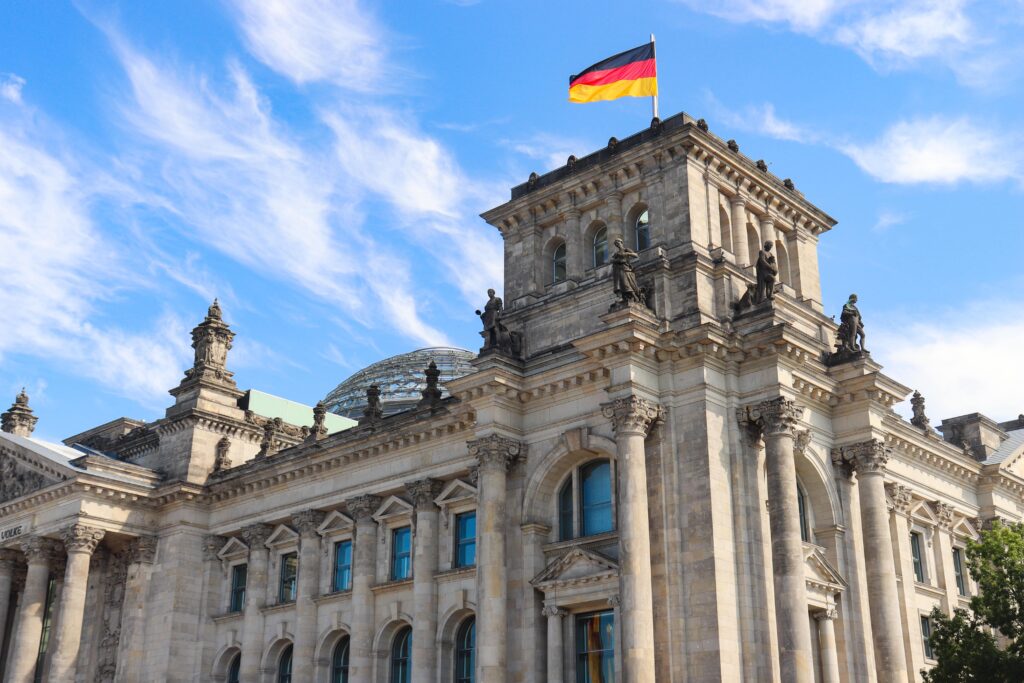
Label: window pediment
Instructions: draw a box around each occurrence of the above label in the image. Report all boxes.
[531,547,618,588]
[217,537,249,561]
[804,544,846,595]
[434,479,477,508]
[373,495,414,523]
[264,524,299,549]
[317,510,354,537]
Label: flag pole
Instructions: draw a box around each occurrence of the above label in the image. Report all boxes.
[650,33,659,120]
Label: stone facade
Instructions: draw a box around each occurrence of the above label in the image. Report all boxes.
[0,112,1022,683]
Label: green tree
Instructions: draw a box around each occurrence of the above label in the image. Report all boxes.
[924,521,1024,682]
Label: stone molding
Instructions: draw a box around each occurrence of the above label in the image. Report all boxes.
[884,483,913,515]
[346,494,382,522]
[601,396,664,436]
[404,478,443,510]
[20,535,62,565]
[468,435,525,472]
[239,523,274,549]
[128,535,158,564]
[292,509,326,537]
[61,523,105,554]
[542,606,567,618]
[738,397,804,438]
[203,534,228,561]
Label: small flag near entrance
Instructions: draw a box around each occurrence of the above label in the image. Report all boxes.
[569,41,658,104]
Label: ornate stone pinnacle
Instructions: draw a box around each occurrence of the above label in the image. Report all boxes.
[542,606,567,618]
[184,299,235,385]
[601,396,664,436]
[360,385,383,425]
[203,535,227,561]
[61,524,105,554]
[292,509,326,536]
[884,483,913,514]
[128,535,158,564]
[1,388,38,437]
[346,494,382,522]
[841,439,891,475]
[933,501,955,530]
[239,523,274,549]
[257,418,281,458]
[739,397,804,437]
[20,536,63,565]
[405,478,443,509]
[417,361,443,408]
[468,434,526,472]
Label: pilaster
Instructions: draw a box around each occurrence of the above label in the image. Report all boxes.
[239,523,273,681]
[405,478,443,683]
[347,494,381,683]
[292,509,326,681]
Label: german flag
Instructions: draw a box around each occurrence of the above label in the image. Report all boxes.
[569,42,657,104]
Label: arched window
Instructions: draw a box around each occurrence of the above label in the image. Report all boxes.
[797,482,811,543]
[454,617,476,683]
[558,458,615,541]
[718,205,732,253]
[775,240,791,287]
[331,637,350,683]
[390,627,412,683]
[277,644,293,683]
[552,242,567,284]
[592,227,608,267]
[746,224,760,269]
[634,210,650,251]
[227,653,241,683]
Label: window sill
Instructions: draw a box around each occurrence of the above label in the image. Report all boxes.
[261,601,296,615]
[212,611,244,624]
[371,578,413,594]
[313,590,352,606]
[542,530,618,553]
[436,566,476,582]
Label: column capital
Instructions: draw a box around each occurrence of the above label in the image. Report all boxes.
[292,509,326,537]
[20,536,62,565]
[602,396,664,436]
[841,439,891,475]
[739,397,804,437]
[0,548,20,570]
[127,535,158,565]
[933,501,955,530]
[404,478,443,510]
[239,523,274,549]
[607,594,621,608]
[203,534,227,561]
[815,606,839,621]
[346,494,382,522]
[468,434,526,472]
[884,483,913,515]
[542,606,567,618]
[830,448,855,479]
[60,524,105,555]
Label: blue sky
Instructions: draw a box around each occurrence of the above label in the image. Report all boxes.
[1,0,1023,441]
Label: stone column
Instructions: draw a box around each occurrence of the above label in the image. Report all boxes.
[607,189,624,242]
[49,524,105,681]
[0,549,19,660]
[406,479,442,683]
[743,397,813,683]
[347,494,381,683]
[7,536,61,683]
[468,434,524,683]
[816,607,841,683]
[730,195,750,266]
[601,396,662,683]
[115,536,158,683]
[565,209,583,280]
[759,215,776,245]
[887,483,925,676]
[842,440,907,683]
[542,606,566,683]
[239,523,273,681]
[933,502,960,613]
[292,510,326,681]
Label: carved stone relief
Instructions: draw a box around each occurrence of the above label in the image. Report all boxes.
[0,452,58,503]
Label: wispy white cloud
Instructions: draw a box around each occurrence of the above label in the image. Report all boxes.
[499,132,595,174]
[871,210,907,232]
[0,74,25,104]
[704,94,820,144]
[682,0,843,31]
[834,0,971,64]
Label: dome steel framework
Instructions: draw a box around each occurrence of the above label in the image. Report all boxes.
[323,347,476,419]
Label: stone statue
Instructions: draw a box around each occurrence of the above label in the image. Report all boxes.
[836,294,867,354]
[418,361,443,409]
[214,437,232,471]
[610,238,642,306]
[910,391,930,430]
[311,401,327,438]
[360,385,383,424]
[754,241,778,303]
[476,289,522,357]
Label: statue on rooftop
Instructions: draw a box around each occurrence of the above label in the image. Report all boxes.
[610,238,643,306]
[476,289,522,357]
[360,385,383,425]
[311,401,327,439]
[910,391,930,430]
[825,294,869,366]
[754,241,778,304]
[418,361,443,409]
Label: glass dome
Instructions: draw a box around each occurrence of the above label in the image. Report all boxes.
[323,347,476,419]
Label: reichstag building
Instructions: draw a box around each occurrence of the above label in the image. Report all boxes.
[1,113,1021,683]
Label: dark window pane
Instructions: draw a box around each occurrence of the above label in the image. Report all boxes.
[593,228,608,267]
[635,210,650,250]
[392,528,412,580]
[953,548,966,596]
[580,460,613,537]
[455,512,477,568]
[334,541,353,592]
[921,616,933,659]
[455,617,475,683]
[278,645,293,683]
[332,637,350,683]
[559,479,574,541]
[227,654,241,683]
[230,564,248,612]
[279,553,298,603]
[391,627,412,683]
[797,484,810,543]
[575,611,614,683]
[553,243,567,283]
[910,533,924,582]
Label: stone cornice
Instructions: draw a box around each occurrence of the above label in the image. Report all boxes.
[882,421,982,485]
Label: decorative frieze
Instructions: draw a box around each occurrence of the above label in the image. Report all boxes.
[95,548,130,683]
[933,502,955,530]
[0,453,56,504]
[61,523,105,555]
[404,478,443,510]
[468,434,525,472]
[601,396,664,436]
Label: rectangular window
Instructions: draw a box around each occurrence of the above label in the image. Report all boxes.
[279,552,298,603]
[953,547,967,596]
[230,563,248,612]
[391,527,412,581]
[576,611,615,683]
[333,540,353,592]
[454,512,477,568]
[910,532,925,582]
[921,615,934,659]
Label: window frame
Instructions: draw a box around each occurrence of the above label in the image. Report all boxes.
[390,526,413,581]
[952,546,967,596]
[920,615,934,660]
[797,481,811,543]
[575,610,615,683]
[277,644,294,683]
[332,539,353,593]
[910,531,926,583]
[453,511,477,569]
[557,458,617,542]
[454,617,475,683]
[390,626,412,683]
[278,551,298,604]
[331,636,350,683]
[229,562,248,613]
[552,242,567,284]
[592,226,609,268]
[634,209,650,251]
